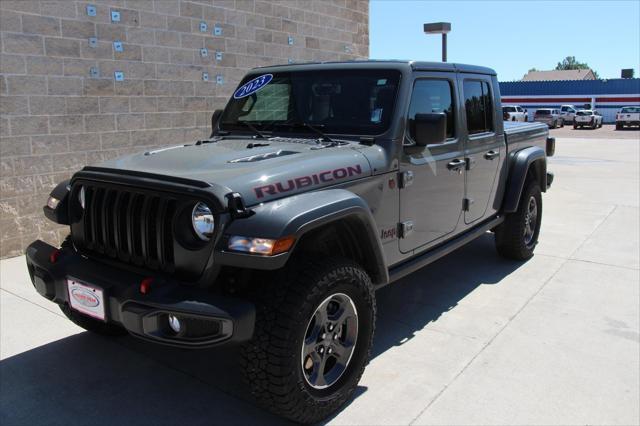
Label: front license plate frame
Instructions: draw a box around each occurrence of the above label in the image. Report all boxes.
[67,279,106,321]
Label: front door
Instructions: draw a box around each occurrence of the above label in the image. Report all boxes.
[460,78,503,223]
[399,76,465,253]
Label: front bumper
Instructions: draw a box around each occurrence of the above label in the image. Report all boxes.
[25,240,255,348]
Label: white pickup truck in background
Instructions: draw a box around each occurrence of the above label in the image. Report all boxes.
[615,106,640,130]
[560,105,579,124]
[502,105,528,122]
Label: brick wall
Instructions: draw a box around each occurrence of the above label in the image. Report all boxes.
[0,0,369,258]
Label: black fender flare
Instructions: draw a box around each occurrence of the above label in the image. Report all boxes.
[502,146,547,213]
[216,189,389,285]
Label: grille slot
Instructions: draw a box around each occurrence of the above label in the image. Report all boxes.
[80,185,175,272]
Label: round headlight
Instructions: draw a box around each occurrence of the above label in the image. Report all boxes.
[192,202,215,241]
[78,186,85,209]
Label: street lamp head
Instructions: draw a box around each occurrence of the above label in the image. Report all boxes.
[423,22,451,34]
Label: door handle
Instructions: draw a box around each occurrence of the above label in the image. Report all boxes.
[447,159,465,171]
[484,150,499,160]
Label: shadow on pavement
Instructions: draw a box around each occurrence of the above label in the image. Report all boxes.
[0,234,524,425]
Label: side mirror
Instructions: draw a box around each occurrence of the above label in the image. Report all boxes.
[210,109,223,137]
[411,113,447,146]
[524,109,528,113]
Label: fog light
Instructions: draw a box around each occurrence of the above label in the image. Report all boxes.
[168,315,181,334]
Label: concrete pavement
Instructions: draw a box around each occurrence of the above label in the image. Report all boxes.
[1,135,639,425]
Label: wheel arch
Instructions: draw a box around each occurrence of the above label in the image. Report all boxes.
[218,189,389,286]
[502,146,547,213]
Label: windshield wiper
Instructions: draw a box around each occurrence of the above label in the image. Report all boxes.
[237,121,266,139]
[273,122,335,143]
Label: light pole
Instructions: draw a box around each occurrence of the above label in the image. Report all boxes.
[424,22,451,62]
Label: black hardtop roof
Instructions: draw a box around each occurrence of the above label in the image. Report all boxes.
[248,60,497,76]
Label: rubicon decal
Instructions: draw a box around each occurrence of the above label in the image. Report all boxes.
[254,165,363,199]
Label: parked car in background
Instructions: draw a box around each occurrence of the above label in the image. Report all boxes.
[559,105,579,124]
[574,110,603,129]
[534,108,563,128]
[502,105,528,122]
[615,106,640,130]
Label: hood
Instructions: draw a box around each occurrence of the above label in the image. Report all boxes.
[99,138,372,206]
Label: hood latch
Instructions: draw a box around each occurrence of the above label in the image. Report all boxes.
[226,192,254,219]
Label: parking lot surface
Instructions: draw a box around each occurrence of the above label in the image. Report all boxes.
[1,130,639,425]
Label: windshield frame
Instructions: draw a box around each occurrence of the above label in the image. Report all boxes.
[219,69,402,139]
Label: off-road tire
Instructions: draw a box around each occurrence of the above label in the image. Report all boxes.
[59,303,128,336]
[240,257,376,424]
[616,123,623,130]
[495,179,542,260]
[573,123,578,129]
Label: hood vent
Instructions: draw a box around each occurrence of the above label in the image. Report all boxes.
[228,150,299,163]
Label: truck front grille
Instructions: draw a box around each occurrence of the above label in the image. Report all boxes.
[79,185,177,272]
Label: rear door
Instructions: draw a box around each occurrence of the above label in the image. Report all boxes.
[399,74,464,253]
[460,77,504,224]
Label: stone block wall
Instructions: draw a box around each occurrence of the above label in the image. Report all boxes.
[0,0,369,258]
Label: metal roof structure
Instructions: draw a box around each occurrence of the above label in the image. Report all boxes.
[521,69,596,81]
[500,78,640,96]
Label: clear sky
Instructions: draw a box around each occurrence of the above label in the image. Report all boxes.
[369,0,640,81]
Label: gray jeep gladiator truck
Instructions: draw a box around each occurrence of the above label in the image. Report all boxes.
[26,60,554,423]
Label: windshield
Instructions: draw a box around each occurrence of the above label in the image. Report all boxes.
[536,109,551,115]
[220,69,401,136]
[621,106,640,113]
[503,106,516,112]
[577,111,592,116]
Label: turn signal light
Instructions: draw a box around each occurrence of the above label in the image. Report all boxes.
[272,236,296,255]
[228,235,296,256]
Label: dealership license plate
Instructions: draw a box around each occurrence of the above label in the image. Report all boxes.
[67,279,106,320]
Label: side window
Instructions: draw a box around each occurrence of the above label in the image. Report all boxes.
[407,79,455,139]
[463,80,494,134]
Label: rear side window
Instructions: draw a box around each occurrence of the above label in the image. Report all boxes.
[536,109,551,115]
[407,79,455,139]
[463,80,494,134]
[503,106,516,112]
